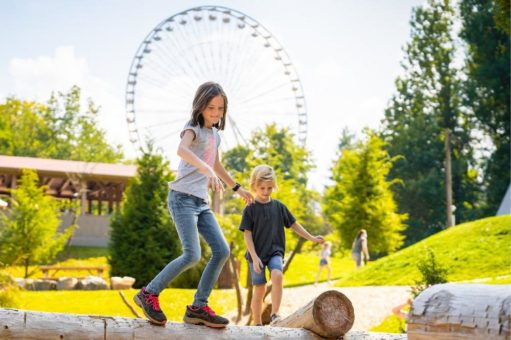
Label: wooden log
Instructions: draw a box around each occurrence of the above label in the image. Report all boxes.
[0,308,322,339]
[272,290,355,338]
[407,283,511,340]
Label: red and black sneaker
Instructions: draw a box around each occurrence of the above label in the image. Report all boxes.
[183,305,229,328]
[133,287,167,326]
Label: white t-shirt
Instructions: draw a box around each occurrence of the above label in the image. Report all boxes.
[169,121,221,202]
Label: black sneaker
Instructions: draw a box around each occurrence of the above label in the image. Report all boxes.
[133,287,167,326]
[183,305,229,328]
[270,313,281,324]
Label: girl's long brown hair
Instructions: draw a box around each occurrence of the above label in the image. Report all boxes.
[190,82,228,130]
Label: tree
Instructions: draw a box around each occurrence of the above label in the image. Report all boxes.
[459,0,510,215]
[324,132,406,255]
[381,0,480,244]
[0,169,74,278]
[0,86,124,163]
[109,145,179,288]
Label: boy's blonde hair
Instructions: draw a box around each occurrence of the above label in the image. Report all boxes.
[250,165,278,191]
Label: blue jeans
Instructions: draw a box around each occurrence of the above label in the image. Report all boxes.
[248,255,283,285]
[146,190,230,307]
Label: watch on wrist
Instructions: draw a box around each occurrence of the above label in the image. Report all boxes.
[232,183,241,192]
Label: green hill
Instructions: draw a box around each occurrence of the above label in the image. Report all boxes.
[336,215,511,286]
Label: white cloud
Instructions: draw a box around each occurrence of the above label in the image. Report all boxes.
[7,46,135,159]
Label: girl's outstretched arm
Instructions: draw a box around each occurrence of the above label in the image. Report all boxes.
[291,222,325,244]
[213,153,254,204]
[178,130,223,191]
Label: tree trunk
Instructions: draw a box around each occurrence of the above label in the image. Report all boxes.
[244,268,253,316]
[0,308,322,339]
[444,128,453,227]
[408,283,511,339]
[272,290,355,338]
[229,242,243,323]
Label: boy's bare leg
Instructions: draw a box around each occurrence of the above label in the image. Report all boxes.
[327,265,332,284]
[270,269,283,316]
[251,284,266,325]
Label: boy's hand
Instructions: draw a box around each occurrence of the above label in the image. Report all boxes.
[313,236,325,244]
[252,256,264,274]
[237,187,254,205]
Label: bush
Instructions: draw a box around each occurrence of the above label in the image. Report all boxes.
[0,270,19,308]
[411,248,448,297]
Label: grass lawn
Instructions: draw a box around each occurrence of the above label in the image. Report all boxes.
[237,252,356,288]
[16,288,236,321]
[335,215,511,286]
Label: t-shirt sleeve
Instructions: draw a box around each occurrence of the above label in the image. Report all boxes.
[281,202,296,228]
[180,121,199,140]
[239,207,253,231]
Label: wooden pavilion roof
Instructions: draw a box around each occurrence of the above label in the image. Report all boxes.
[0,155,137,203]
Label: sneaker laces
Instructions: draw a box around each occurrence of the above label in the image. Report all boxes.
[202,305,216,317]
[146,294,162,311]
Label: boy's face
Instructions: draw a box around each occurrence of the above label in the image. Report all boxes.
[254,180,275,202]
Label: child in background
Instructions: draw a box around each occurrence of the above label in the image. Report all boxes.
[314,241,332,286]
[239,165,324,325]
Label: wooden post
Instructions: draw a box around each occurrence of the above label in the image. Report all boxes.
[272,290,355,338]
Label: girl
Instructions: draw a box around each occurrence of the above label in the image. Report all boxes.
[134,82,253,327]
[314,241,332,286]
[239,165,324,325]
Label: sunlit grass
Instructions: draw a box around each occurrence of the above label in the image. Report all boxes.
[16,288,236,321]
[335,215,511,286]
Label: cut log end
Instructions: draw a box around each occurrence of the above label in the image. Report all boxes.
[313,290,355,337]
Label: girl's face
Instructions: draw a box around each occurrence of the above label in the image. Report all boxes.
[202,95,225,128]
[254,180,275,202]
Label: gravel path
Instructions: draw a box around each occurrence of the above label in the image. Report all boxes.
[279,283,410,331]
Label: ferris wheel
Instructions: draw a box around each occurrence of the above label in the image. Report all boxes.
[125,5,308,160]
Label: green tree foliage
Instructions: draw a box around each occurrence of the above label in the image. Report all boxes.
[109,146,179,288]
[0,86,123,163]
[381,0,480,245]
[0,170,74,278]
[222,124,327,250]
[459,0,510,215]
[324,133,406,255]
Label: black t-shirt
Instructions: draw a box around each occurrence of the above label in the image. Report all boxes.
[239,199,296,264]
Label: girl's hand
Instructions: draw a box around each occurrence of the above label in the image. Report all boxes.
[313,236,325,244]
[201,166,224,192]
[236,187,254,205]
[252,256,264,274]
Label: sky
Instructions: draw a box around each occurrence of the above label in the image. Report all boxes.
[0,0,425,191]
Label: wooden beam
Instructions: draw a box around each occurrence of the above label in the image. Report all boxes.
[0,308,322,339]
[272,290,355,338]
[408,283,510,339]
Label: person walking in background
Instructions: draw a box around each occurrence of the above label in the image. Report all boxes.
[351,229,369,268]
[314,241,332,286]
[134,82,253,327]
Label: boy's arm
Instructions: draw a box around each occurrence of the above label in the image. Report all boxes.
[291,222,325,243]
[244,230,263,273]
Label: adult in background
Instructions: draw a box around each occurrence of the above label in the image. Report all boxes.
[351,229,369,268]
